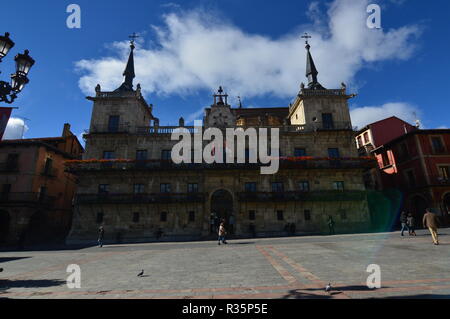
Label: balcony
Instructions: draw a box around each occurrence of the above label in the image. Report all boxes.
[84,122,356,136]
[0,192,56,206]
[76,193,206,205]
[66,158,376,173]
[237,190,368,202]
[0,162,19,173]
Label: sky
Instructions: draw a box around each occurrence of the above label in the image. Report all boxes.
[2,0,450,142]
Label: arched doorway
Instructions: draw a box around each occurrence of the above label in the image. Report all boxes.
[444,193,450,214]
[0,210,10,244]
[211,190,234,226]
[410,195,428,228]
[27,211,48,244]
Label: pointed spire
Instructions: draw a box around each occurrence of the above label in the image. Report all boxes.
[301,33,325,90]
[115,33,139,92]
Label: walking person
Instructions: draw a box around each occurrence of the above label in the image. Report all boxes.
[218,222,228,245]
[229,214,235,236]
[327,216,335,235]
[98,226,105,248]
[423,209,440,245]
[407,213,417,236]
[400,211,410,237]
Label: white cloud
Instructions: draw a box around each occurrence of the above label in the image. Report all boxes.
[350,102,420,129]
[3,118,28,140]
[76,0,421,99]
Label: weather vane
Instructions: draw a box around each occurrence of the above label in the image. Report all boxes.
[301,32,312,45]
[129,32,139,46]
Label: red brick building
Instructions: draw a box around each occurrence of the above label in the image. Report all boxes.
[371,128,450,222]
[0,123,84,246]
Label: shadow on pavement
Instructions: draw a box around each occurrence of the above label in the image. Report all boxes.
[0,279,66,292]
[0,257,31,263]
[380,294,450,299]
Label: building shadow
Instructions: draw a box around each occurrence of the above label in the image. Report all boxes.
[0,257,31,263]
[0,279,66,292]
[379,294,450,299]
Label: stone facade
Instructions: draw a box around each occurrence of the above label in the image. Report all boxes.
[66,42,373,244]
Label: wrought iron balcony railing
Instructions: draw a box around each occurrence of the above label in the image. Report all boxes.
[237,190,368,202]
[0,192,56,205]
[84,121,356,135]
[66,158,376,173]
[76,193,206,204]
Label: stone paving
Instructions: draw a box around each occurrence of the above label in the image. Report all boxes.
[1,229,450,299]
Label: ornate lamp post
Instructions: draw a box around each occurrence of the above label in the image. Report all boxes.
[0,32,35,104]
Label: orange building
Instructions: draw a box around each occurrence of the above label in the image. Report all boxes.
[0,123,83,246]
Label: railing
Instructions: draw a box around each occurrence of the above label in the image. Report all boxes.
[76,193,206,204]
[237,190,367,202]
[0,192,56,205]
[300,88,347,97]
[95,91,142,99]
[66,158,376,172]
[85,122,356,135]
[0,163,19,172]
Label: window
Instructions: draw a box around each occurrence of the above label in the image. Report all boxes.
[298,181,310,192]
[98,184,109,194]
[304,210,311,221]
[277,210,284,221]
[6,154,19,170]
[103,151,115,159]
[1,184,11,200]
[340,210,347,220]
[134,184,145,194]
[249,210,256,220]
[96,212,104,224]
[399,143,409,159]
[381,152,390,167]
[294,148,306,157]
[245,182,257,192]
[188,183,199,193]
[136,150,148,161]
[160,212,168,222]
[161,150,172,161]
[43,157,53,175]
[333,181,345,191]
[188,211,196,222]
[38,186,47,201]
[357,136,363,148]
[160,184,171,193]
[322,113,334,129]
[328,148,340,158]
[108,115,120,132]
[271,182,284,192]
[406,170,416,187]
[431,137,445,154]
[133,212,140,223]
[363,132,370,144]
[439,166,450,180]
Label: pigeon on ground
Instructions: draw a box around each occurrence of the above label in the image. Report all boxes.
[137,270,144,277]
[0,268,3,272]
[325,283,332,293]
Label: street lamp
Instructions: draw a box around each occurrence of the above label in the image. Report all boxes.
[0,32,35,104]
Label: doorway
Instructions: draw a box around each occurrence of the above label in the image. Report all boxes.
[0,210,10,244]
[211,190,234,227]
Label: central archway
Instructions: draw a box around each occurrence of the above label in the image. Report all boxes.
[211,190,234,223]
[0,210,10,244]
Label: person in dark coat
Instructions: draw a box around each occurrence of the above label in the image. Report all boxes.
[407,213,416,236]
[327,216,335,235]
[423,209,440,245]
[98,226,105,247]
[400,211,410,237]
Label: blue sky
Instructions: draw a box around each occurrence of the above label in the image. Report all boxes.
[2,0,450,141]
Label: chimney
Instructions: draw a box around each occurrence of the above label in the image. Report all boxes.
[62,123,71,137]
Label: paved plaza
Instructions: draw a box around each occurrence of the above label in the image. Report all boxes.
[1,229,450,299]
